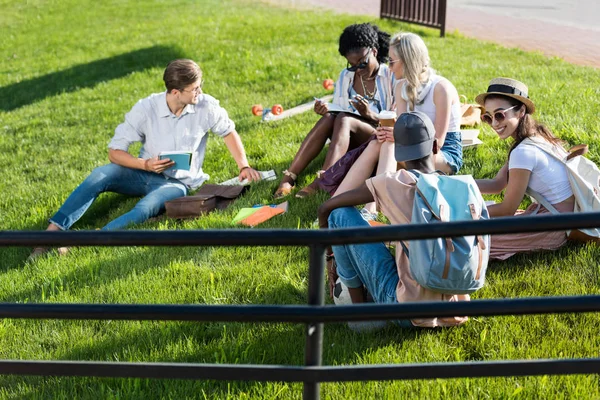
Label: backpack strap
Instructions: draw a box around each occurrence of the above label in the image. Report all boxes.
[566,144,589,161]
[520,138,588,164]
[469,204,486,280]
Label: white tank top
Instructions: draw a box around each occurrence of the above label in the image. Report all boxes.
[403,74,461,132]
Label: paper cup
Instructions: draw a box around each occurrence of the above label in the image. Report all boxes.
[378,110,397,127]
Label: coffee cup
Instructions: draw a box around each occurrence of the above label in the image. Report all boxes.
[378,110,397,127]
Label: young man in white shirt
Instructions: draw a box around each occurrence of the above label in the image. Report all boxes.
[31,59,259,258]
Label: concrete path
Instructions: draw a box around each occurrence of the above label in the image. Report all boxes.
[272,0,600,68]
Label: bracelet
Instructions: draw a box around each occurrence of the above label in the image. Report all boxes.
[144,159,150,171]
[239,166,251,173]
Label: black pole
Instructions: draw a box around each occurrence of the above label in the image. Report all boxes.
[439,0,447,37]
[303,245,326,400]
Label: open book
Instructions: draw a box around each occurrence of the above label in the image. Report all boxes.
[461,129,483,148]
[323,102,360,116]
[220,170,277,186]
[159,151,192,171]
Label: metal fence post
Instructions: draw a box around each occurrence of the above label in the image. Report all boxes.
[439,0,447,37]
[303,244,326,400]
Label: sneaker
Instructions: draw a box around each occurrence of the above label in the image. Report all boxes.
[359,208,378,222]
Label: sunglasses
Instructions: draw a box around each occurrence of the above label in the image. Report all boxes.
[481,104,519,125]
[346,49,371,72]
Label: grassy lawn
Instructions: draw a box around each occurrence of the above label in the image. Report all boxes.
[1,0,600,398]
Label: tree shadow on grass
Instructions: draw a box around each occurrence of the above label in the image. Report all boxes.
[0,193,165,271]
[0,45,185,112]
[0,283,429,398]
[0,244,215,303]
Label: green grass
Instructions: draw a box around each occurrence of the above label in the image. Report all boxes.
[1,0,600,398]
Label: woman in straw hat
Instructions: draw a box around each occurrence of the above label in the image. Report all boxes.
[475,77,574,260]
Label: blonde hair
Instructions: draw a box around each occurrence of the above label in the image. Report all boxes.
[389,32,431,109]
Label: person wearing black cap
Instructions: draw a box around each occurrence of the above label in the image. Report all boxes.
[317,111,469,329]
[474,78,574,260]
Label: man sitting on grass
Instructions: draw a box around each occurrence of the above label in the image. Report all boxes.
[318,111,469,328]
[30,59,260,259]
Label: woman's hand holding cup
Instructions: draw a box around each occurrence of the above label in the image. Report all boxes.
[375,126,394,142]
[376,110,397,142]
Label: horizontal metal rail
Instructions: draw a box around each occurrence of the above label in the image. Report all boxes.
[2,212,600,247]
[0,295,599,322]
[0,358,598,382]
[2,211,600,398]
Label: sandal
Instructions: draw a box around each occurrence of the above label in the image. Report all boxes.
[295,183,318,199]
[326,253,338,300]
[274,170,297,199]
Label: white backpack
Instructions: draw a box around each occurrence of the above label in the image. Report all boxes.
[522,137,600,241]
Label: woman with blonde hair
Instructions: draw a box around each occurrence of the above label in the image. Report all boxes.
[318,32,462,219]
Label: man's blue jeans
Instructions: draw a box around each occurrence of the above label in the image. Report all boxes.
[328,207,399,303]
[50,163,187,231]
[328,207,412,327]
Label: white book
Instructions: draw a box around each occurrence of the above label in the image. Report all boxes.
[219,170,277,186]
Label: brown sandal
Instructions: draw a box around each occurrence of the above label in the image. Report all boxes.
[326,253,338,300]
[295,184,318,199]
[274,170,297,199]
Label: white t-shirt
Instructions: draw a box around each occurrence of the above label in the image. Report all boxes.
[509,142,572,204]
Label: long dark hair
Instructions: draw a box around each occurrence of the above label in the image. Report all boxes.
[485,94,563,156]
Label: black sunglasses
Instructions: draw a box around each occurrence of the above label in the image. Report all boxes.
[346,49,371,72]
[481,104,519,125]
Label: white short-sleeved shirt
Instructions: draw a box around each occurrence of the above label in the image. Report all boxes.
[509,142,572,204]
[108,92,235,190]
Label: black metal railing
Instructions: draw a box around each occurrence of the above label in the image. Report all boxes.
[380,0,448,37]
[1,211,600,399]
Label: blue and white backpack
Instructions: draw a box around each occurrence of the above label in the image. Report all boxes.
[402,172,490,294]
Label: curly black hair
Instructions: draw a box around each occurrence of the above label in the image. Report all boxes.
[338,23,390,64]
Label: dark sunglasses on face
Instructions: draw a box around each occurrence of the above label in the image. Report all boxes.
[346,49,371,72]
[481,104,519,125]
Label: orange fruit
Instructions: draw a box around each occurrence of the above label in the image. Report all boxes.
[323,79,334,90]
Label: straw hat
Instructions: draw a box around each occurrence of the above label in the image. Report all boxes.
[475,77,536,114]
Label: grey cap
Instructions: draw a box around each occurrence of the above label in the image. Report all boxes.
[393,111,436,163]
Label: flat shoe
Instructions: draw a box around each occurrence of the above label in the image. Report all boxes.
[274,183,295,199]
[295,185,317,199]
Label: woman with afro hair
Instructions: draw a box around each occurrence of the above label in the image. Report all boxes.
[274,23,395,199]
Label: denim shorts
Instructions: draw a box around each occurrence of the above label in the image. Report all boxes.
[440,131,463,174]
